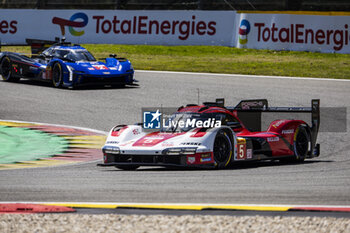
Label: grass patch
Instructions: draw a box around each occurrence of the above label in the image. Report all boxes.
[3,45,349,79]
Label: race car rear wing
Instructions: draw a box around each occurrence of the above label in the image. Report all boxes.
[25,38,59,55]
[0,39,27,52]
[220,98,320,155]
[0,38,59,54]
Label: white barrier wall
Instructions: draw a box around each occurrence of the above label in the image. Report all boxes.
[0,10,349,53]
[234,12,350,54]
[0,9,235,46]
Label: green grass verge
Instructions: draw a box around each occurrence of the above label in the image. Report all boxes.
[3,45,350,79]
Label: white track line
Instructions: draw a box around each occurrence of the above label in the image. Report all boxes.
[136,70,350,82]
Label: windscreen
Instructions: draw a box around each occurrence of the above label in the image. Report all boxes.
[63,50,96,62]
[51,49,96,62]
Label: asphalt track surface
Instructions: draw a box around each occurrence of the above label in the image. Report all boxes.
[0,71,349,206]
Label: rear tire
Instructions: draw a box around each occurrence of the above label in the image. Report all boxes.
[213,130,233,169]
[292,126,310,162]
[1,57,20,82]
[115,165,140,171]
[280,126,310,163]
[52,63,63,88]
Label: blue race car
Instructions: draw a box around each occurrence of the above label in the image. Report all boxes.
[0,41,135,88]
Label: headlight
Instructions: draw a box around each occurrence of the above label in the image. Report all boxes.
[163,147,197,155]
[103,146,120,155]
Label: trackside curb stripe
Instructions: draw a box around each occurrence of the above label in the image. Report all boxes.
[2,202,350,212]
[44,203,118,209]
[44,203,289,211]
[0,120,107,170]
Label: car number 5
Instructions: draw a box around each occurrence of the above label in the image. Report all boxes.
[238,144,246,159]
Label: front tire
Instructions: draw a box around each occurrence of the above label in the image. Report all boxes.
[213,130,233,169]
[115,165,140,170]
[52,63,63,88]
[1,57,20,82]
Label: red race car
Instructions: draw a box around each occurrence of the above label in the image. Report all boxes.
[101,98,320,170]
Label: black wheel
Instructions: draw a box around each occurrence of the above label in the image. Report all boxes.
[52,63,63,88]
[115,165,140,170]
[213,130,233,169]
[1,57,20,82]
[292,126,310,162]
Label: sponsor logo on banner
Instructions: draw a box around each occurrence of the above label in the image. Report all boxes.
[1,10,235,46]
[238,19,250,44]
[253,22,349,51]
[52,12,89,36]
[237,13,350,53]
[92,15,216,41]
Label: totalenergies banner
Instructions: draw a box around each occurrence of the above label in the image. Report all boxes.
[234,12,350,54]
[1,10,349,54]
[0,9,235,46]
